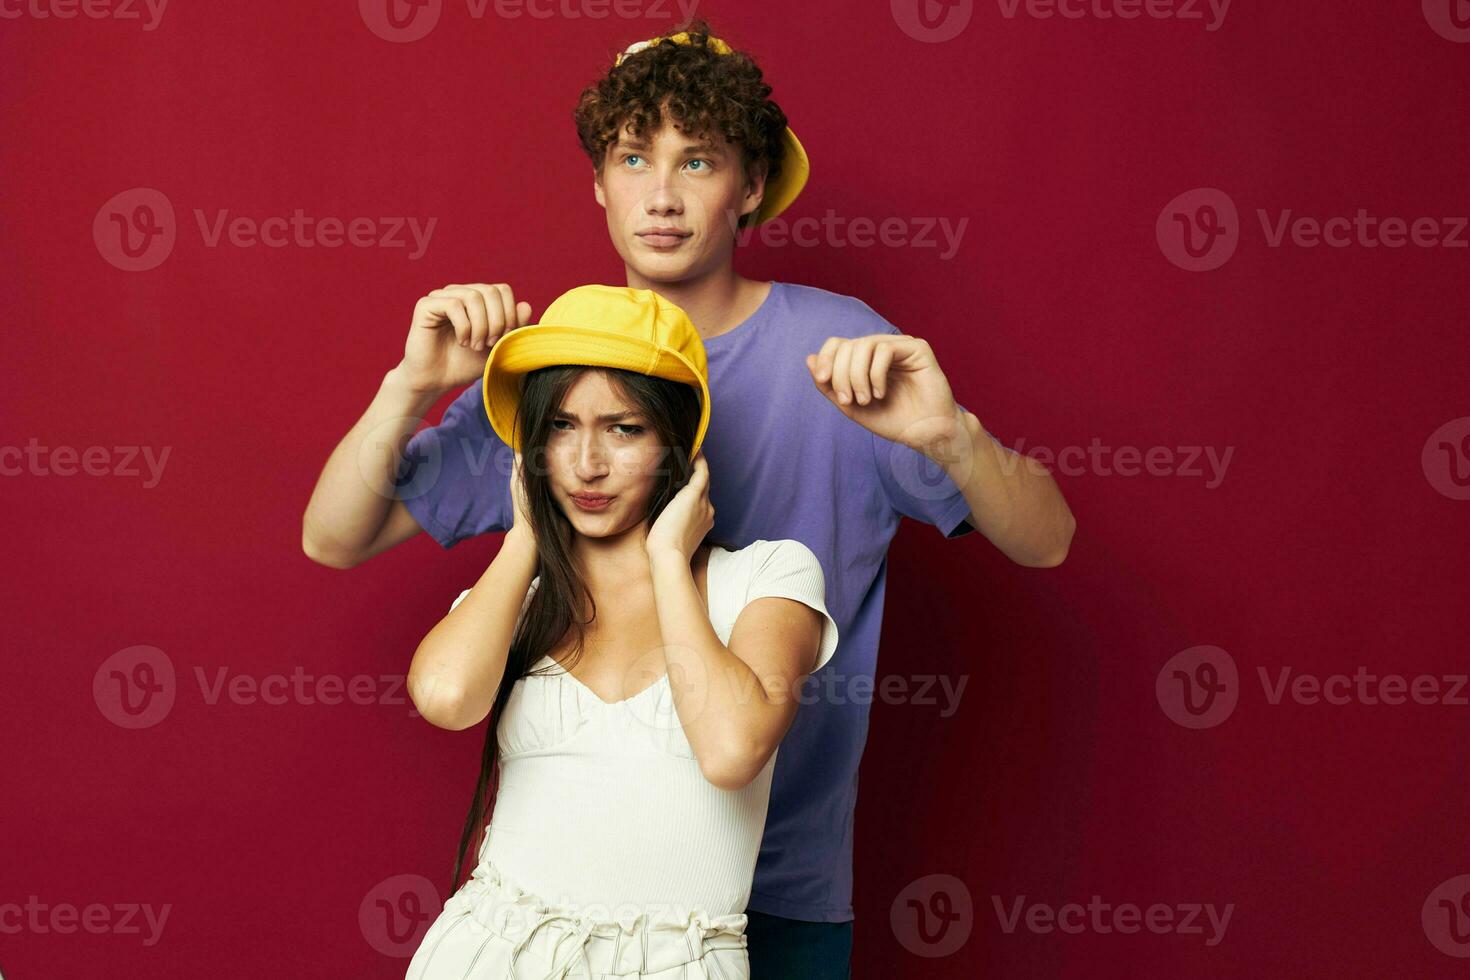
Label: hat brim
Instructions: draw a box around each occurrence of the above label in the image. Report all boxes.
[752,127,808,226]
[482,324,712,458]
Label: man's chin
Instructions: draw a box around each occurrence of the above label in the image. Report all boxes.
[624,253,699,284]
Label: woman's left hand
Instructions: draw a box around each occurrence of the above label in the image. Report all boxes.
[644,455,714,562]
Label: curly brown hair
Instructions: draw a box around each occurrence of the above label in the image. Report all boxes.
[573,19,789,229]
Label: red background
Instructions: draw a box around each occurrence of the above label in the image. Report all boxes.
[4,1,1468,977]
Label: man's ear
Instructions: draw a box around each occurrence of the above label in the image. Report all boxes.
[740,161,769,223]
[593,167,606,209]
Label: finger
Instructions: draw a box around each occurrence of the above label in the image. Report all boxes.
[490,284,520,341]
[805,354,838,402]
[425,295,473,346]
[516,300,534,326]
[831,342,853,405]
[869,342,894,400]
[847,338,875,405]
[456,286,491,351]
[813,337,842,383]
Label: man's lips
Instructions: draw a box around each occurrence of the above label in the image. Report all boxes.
[636,228,691,247]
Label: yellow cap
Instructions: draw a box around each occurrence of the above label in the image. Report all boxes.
[482,285,711,458]
[614,31,809,226]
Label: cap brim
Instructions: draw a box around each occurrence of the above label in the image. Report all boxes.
[482,325,711,458]
[753,127,809,226]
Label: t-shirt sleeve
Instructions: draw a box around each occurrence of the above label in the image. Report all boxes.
[870,422,979,540]
[861,314,998,540]
[394,381,516,549]
[742,539,839,674]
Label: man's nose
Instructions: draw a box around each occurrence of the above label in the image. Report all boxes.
[643,171,684,213]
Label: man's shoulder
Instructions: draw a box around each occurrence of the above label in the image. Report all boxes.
[774,281,900,339]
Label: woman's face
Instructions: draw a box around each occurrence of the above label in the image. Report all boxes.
[542,371,667,539]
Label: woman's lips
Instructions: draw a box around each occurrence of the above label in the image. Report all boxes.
[570,494,615,512]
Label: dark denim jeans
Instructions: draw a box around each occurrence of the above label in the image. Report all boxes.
[745,908,853,979]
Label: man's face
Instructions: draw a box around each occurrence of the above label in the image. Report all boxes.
[594,115,765,284]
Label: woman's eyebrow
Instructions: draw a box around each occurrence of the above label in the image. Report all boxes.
[553,410,644,422]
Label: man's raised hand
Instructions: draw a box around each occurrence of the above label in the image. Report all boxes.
[399,283,534,394]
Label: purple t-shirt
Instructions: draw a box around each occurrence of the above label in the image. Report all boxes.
[396,280,990,922]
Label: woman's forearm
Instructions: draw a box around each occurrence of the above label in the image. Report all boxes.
[647,550,790,790]
[408,527,538,731]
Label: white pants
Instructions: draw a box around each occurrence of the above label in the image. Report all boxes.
[406,844,749,980]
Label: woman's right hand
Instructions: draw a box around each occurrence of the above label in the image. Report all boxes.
[398,283,533,394]
[508,451,535,542]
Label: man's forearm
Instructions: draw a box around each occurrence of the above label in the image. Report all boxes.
[301,364,444,567]
[932,407,1076,568]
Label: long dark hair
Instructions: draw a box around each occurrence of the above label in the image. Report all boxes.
[448,364,735,893]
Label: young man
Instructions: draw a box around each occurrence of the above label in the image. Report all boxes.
[302,21,1074,977]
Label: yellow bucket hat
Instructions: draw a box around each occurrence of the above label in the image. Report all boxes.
[614,31,809,226]
[481,284,712,458]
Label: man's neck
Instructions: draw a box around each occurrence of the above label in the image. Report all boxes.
[626,267,771,343]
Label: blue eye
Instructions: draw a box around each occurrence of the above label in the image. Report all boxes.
[624,154,642,167]
[687,159,707,172]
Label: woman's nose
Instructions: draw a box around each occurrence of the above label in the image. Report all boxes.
[573,437,611,479]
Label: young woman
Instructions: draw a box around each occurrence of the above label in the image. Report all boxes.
[404,285,838,979]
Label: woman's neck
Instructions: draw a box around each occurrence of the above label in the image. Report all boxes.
[570,524,657,594]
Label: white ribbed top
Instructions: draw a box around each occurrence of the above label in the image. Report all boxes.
[447,538,838,916]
